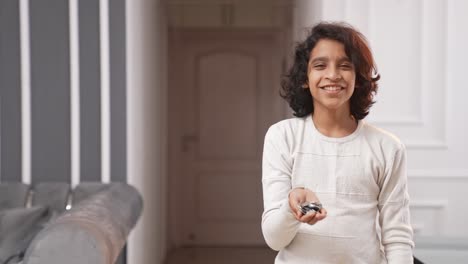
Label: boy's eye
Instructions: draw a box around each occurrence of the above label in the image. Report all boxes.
[313,64,325,69]
[340,64,352,69]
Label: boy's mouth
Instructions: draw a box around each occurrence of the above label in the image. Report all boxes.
[319,85,345,94]
[321,86,343,91]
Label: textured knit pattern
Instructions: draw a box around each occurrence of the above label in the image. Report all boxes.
[261,116,414,264]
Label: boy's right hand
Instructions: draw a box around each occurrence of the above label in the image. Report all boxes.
[288,187,327,225]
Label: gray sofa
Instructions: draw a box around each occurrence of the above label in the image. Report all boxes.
[0,182,143,264]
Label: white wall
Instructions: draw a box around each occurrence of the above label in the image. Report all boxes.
[126,0,168,263]
[294,0,468,238]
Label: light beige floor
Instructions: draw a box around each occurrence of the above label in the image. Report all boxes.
[164,247,276,264]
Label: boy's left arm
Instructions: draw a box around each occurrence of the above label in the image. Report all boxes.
[378,143,415,263]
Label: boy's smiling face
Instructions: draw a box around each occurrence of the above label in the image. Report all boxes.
[306,39,356,114]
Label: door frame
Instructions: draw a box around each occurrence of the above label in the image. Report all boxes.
[167,28,289,248]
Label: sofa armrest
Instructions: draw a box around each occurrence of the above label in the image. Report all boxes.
[23,183,143,264]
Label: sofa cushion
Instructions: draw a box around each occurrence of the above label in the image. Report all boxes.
[72,182,109,205]
[0,206,51,264]
[22,183,142,264]
[0,183,30,210]
[32,182,70,216]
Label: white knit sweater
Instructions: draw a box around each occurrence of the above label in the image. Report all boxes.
[262,116,414,264]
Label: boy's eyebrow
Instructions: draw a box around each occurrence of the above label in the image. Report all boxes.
[310,57,327,64]
[309,56,351,64]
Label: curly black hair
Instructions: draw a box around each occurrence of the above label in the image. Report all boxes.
[281,22,380,120]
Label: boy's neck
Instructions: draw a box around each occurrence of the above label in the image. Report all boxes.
[312,107,358,138]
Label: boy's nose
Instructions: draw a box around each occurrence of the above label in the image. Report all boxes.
[325,68,342,81]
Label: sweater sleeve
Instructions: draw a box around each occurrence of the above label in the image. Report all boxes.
[261,125,301,251]
[378,144,415,263]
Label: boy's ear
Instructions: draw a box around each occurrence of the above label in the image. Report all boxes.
[302,83,309,89]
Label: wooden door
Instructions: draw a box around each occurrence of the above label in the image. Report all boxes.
[168,30,286,246]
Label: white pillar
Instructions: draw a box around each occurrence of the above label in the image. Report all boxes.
[126,0,168,263]
[19,0,31,185]
[69,0,80,188]
[100,0,111,184]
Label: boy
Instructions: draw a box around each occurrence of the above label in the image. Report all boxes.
[262,22,414,263]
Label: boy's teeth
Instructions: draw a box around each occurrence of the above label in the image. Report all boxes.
[323,86,341,91]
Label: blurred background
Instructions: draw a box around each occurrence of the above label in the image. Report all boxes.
[1,0,467,263]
